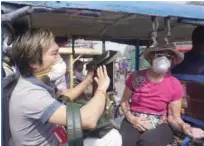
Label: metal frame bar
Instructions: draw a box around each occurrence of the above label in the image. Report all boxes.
[102,40,106,52]
[69,38,75,89]
[178,18,204,26]
[3,1,204,20]
[1,5,101,23]
[135,40,140,70]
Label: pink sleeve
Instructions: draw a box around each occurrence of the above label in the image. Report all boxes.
[125,71,134,91]
[172,78,185,101]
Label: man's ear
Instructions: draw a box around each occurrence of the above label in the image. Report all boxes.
[29,63,38,70]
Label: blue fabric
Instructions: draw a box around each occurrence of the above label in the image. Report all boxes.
[181,114,204,128]
[181,136,191,146]
[40,100,62,124]
[181,115,204,146]
[121,62,128,69]
[173,74,204,83]
[4,1,204,19]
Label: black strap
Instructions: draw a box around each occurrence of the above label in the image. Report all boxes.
[67,103,75,143]
[73,103,83,146]
[66,102,83,146]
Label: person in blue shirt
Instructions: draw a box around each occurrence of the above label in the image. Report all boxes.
[121,59,128,80]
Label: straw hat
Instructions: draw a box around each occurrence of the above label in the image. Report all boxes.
[143,44,184,66]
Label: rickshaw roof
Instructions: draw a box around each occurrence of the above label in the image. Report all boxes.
[2,1,204,46]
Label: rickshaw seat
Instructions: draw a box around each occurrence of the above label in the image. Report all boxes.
[174,74,204,120]
[185,81,204,120]
[174,74,204,146]
[3,72,20,146]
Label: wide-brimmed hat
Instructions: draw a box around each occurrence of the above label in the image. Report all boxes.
[143,44,184,66]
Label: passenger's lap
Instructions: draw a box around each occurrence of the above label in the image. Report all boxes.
[120,118,173,146]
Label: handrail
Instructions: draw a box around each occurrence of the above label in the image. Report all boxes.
[181,114,204,128]
[173,74,204,83]
[181,114,204,146]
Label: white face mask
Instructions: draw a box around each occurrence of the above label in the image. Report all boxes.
[47,58,67,81]
[152,56,171,74]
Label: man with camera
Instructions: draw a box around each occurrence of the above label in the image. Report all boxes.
[10,28,122,146]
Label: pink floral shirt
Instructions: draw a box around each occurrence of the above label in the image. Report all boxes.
[126,69,184,115]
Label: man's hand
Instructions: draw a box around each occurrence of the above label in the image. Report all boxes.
[183,123,204,139]
[129,114,149,132]
[94,66,110,91]
[86,70,94,83]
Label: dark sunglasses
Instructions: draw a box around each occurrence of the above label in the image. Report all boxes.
[154,51,175,60]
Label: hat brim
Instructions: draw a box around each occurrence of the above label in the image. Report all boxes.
[143,46,184,66]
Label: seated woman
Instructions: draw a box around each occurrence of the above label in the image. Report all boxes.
[120,44,204,146]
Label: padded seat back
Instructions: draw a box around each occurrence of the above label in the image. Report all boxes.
[2,72,20,146]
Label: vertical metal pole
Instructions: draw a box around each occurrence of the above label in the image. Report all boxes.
[1,24,4,146]
[135,40,140,70]
[69,37,75,88]
[102,40,106,52]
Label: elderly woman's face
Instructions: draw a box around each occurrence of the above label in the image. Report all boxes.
[149,50,174,74]
[153,50,175,62]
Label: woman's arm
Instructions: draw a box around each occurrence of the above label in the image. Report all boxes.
[121,87,148,131]
[168,99,204,139]
[120,87,134,121]
[63,71,94,101]
[120,87,144,123]
[167,99,186,131]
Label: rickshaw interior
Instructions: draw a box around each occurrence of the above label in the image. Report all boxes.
[2,1,204,146]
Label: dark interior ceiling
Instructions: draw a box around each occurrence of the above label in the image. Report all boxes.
[27,11,195,46]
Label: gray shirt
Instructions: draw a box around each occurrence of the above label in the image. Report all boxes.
[9,76,62,146]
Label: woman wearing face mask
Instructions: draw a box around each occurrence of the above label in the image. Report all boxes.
[120,44,204,146]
